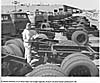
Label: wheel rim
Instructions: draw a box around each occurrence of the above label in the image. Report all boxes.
[77,34,86,44]
[69,65,91,76]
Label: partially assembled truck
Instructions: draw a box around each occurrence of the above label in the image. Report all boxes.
[1,11,99,77]
[2,36,99,76]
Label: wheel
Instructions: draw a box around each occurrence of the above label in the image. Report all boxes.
[26,64,65,77]
[13,63,33,76]
[5,39,16,45]
[71,31,88,45]
[7,44,23,57]
[76,27,87,31]
[2,61,11,76]
[38,34,48,39]
[14,38,25,54]
[61,53,89,68]
[5,39,25,54]
[41,23,47,29]
[61,54,98,76]
[58,40,78,46]
[2,46,15,56]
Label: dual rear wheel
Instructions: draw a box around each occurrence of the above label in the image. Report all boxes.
[61,53,98,76]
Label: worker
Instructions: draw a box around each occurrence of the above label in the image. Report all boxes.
[22,23,37,64]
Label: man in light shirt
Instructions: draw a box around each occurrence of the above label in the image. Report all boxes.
[22,23,37,64]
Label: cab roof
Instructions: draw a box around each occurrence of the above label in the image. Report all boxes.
[10,12,27,14]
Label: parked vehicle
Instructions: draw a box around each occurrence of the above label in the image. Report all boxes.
[1,38,99,77]
[1,14,16,45]
[1,13,16,36]
[1,12,31,45]
[10,12,31,34]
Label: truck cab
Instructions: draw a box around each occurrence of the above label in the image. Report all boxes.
[1,13,16,36]
[10,12,31,33]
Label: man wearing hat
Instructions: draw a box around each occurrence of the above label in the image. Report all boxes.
[22,23,37,64]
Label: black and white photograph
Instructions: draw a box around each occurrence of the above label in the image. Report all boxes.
[1,0,99,81]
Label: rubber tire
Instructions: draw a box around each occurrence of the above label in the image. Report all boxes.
[76,27,87,31]
[61,53,89,68]
[5,39,18,45]
[58,40,78,46]
[2,46,15,55]
[7,44,23,57]
[14,38,25,54]
[61,55,98,76]
[26,64,65,77]
[2,61,11,76]
[38,34,48,39]
[5,39,25,54]
[71,31,88,45]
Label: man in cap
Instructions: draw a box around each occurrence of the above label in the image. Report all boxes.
[22,23,37,64]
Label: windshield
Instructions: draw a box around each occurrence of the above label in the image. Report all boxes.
[1,15,11,21]
[15,14,27,19]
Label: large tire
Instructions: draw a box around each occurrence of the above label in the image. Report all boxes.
[5,39,17,45]
[76,27,87,31]
[26,64,65,77]
[2,46,15,55]
[7,44,23,57]
[38,34,48,39]
[71,31,88,45]
[5,39,25,54]
[61,55,98,76]
[58,40,78,46]
[14,38,25,54]
[2,61,11,76]
[61,53,89,68]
